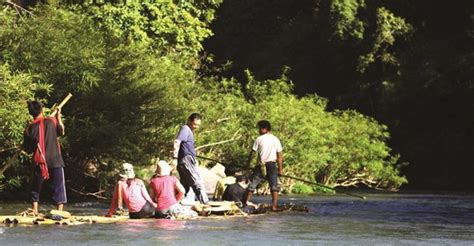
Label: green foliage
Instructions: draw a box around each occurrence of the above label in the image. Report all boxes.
[2,5,105,94]
[79,0,216,63]
[291,183,314,194]
[0,2,408,198]
[245,74,406,190]
[190,71,407,190]
[357,7,412,73]
[134,164,156,183]
[329,0,366,40]
[0,64,39,150]
[0,4,198,194]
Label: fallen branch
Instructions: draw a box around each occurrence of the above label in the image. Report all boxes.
[0,151,22,176]
[70,188,107,200]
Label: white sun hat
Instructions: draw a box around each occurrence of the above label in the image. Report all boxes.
[155,160,172,176]
[119,162,135,179]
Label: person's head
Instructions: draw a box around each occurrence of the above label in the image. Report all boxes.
[187,113,202,131]
[27,101,44,118]
[224,165,237,177]
[257,120,271,135]
[235,175,247,184]
[119,162,135,179]
[155,160,172,177]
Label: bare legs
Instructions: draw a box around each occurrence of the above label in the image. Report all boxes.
[271,191,278,211]
[32,202,64,215]
[243,190,279,211]
[32,202,39,215]
[243,191,253,206]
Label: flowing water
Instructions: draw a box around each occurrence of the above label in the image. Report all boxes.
[1,193,473,245]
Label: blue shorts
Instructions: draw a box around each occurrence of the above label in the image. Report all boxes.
[31,166,67,205]
[247,162,280,192]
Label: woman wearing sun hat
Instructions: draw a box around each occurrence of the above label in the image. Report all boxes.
[150,160,197,219]
[107,162,157,219]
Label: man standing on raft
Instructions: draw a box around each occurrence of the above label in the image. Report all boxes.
[23,101,67,215]
[243,120,283,211]
[172,113,209,205]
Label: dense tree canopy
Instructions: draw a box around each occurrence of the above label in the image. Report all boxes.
[0,0,417,199]
[204,0,473,190]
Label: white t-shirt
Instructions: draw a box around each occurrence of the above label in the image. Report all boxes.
[252,133,283,164]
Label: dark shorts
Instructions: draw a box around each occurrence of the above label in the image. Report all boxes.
[31,166,67,204]
[247,162,280,192]
[129,201,155,219]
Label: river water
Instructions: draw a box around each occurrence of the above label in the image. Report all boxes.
[1,193,473,245]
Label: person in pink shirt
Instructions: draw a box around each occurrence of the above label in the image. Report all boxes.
[107,163,157,219]
[150,160,197,219]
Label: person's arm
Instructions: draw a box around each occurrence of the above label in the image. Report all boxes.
[171,139,181,167]
[149,182,156,203]
[247,150,256,167]
[117,181,124,210]
[55,108,65,136]
[276,138,283,176]
[139,180,157,208]
[107,181,122,217]
[172,126,188,165]
[172,139,181,159]
[277,151,283,176]
[22,126,35,154]
[174,178,185,201]
[247,138,259,167]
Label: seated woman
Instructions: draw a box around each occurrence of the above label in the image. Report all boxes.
[150,160,197,219]
[107,163,157,219]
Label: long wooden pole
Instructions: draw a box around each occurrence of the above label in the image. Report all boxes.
[280,174,367,200]
[50,93,73,117]
[196,155,367,200]
[196,155,227,165]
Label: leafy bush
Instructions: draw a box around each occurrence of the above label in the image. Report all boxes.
[291,183,314,194]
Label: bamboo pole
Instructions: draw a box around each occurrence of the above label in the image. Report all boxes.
[280,174,367,200]
[196,155,367,200]
[50,93,73,117]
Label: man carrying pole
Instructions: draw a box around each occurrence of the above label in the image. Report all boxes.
[22,94,71,216]
[243,120,283,211]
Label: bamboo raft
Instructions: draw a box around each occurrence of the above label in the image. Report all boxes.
[1,202,309,226]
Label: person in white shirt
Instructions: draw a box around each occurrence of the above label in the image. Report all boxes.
[243,120,283,211]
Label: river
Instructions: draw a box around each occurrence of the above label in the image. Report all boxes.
[1,193,473,245]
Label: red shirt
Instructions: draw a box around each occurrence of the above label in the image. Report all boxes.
[150,176,181,212]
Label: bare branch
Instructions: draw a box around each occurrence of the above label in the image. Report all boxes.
[216,117,230,123]
[70,188,107,200]
[0,146,20,153]
[196,138,239,151]
[196,128,242,151]
[5,0,34,16]
[0,151,21,176]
